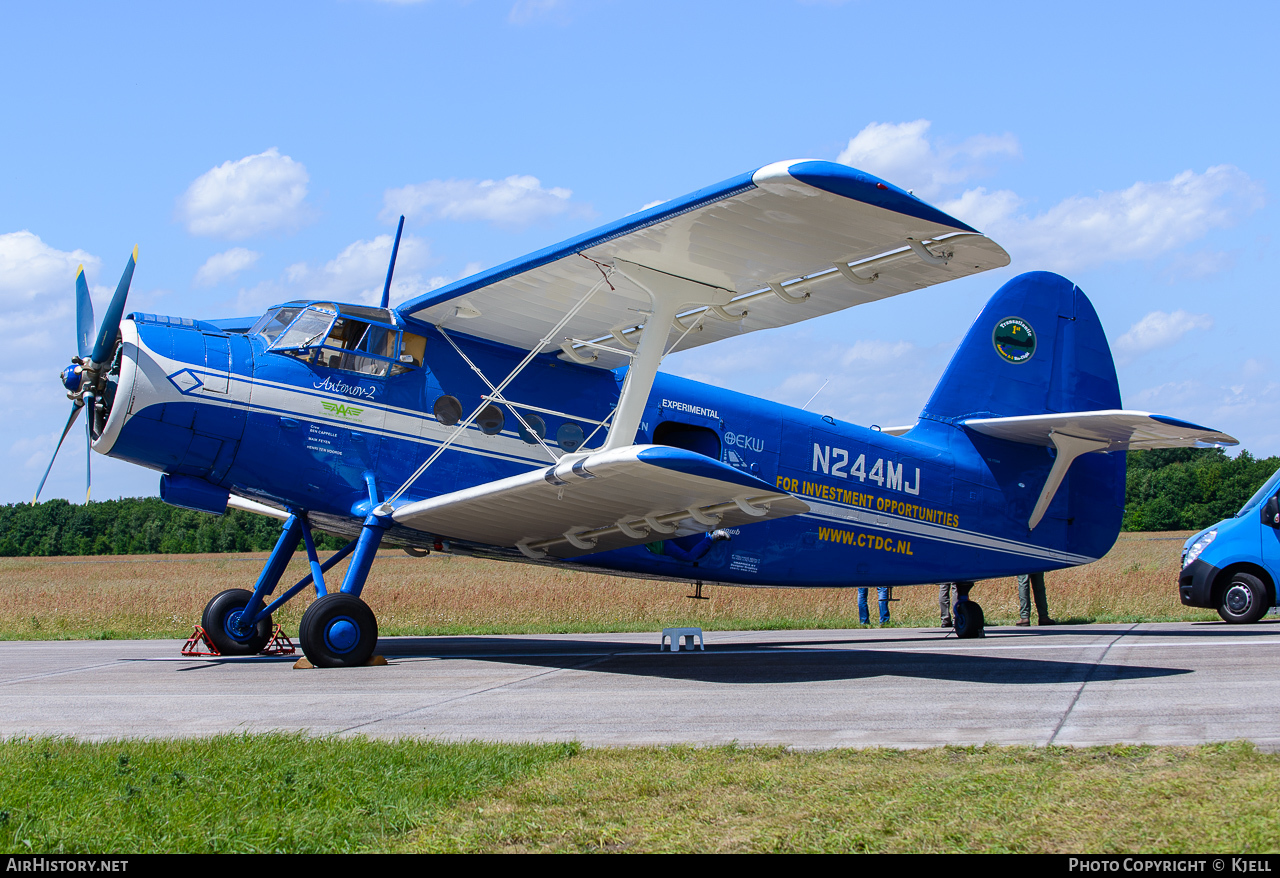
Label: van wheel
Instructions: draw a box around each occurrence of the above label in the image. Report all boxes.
[1217,573,1269,624]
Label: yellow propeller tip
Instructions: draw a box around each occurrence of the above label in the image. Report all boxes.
[132,244,139,263]
[76,264,84,276]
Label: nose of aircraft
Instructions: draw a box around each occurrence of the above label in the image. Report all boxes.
[32,247,138,504]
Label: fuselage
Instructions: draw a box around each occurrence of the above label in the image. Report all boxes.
[92,304,1122,589]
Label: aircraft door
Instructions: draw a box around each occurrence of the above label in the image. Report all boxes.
[180,331,249,483]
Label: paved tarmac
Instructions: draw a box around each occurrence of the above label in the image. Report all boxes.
[1,621,1277,748]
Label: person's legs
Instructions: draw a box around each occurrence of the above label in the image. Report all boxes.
[939,582,953,625]
[1017,574,1032,623]
[877,586,890,624]
[858,588,870,625]
[1030,572,1052,623]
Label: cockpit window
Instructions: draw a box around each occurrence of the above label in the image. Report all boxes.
[270,305,338,352]
[250,306,303,343]
[257,302,425,379]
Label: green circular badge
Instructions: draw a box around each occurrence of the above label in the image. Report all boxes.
[993,317,1036,364]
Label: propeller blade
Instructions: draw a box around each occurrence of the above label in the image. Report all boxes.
[31,404,84,504]
[89,245,137,365]
[75,264,95,360]
[84,394,93,504]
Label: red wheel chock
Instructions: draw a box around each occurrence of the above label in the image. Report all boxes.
[180,624,296,657]
[260,625,296,656]
[181,625,221,657]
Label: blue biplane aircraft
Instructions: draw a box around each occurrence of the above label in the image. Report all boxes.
[36,159,1236,666]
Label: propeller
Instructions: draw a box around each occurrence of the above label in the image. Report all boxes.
[31,246,137,505]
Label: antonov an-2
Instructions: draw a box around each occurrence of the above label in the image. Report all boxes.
[38,159,1237,666]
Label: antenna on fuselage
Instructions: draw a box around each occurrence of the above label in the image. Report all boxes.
[801,377,831,411]
[379,215,405,309]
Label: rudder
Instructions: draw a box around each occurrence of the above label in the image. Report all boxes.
[922,271,1120,423]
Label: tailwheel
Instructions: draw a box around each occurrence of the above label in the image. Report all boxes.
[202,588,273,655]
[299,593,379,668]
[954,600,985,639]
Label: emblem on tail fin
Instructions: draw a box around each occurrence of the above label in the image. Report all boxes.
[992,316,1036,364]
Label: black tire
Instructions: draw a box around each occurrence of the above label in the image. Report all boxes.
[1217,573,1269,624]
[202,588,273,655]
[954,601,985,639]
[299,593,378,668]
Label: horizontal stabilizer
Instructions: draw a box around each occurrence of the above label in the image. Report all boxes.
[391,445,809,559]
[960,410,1238,450]
[962,411,1237,531]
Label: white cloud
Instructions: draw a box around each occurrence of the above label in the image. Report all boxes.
[508,0,567,24]
[943,165,1265,273]
[837,120,1019,198]
[193,248,261,288]
[0,231,99,311]
[383,174,583,228]
[234,234,443,313]
[178,148,311,239]
[1114,310,1214,363]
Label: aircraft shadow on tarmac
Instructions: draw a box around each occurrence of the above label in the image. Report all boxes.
[377,635,1191,686]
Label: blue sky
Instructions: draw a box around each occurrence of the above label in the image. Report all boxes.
[3,0,1275,504]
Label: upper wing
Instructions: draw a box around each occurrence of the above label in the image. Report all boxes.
[960,410,1238,450]
[397,160,1009,368]
[391,445,809,559]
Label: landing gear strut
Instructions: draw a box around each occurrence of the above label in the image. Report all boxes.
[198,503,390,668]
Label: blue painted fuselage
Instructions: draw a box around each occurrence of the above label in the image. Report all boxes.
[99,272,1125,590]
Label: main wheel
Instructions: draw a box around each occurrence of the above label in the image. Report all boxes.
[954,600,985,639]
[1217,573,1269,624]
[202,588,273,655]
[299,593,378,668]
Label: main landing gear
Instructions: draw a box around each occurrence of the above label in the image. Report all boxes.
[199,506,389,668]
[952,581,985,639]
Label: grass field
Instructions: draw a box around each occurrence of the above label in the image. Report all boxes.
[2,534,1274,854]
[2,737,1277,853]
[0,531,1211,641]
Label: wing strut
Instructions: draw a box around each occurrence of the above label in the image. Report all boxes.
[604,260,735,451]
[376,265,615,512]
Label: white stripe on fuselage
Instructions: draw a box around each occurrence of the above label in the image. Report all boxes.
[128,333,1097,566]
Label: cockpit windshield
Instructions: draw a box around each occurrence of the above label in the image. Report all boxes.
[249,306,304,343]
[253,302,425,379]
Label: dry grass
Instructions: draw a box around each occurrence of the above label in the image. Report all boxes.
[0,531,1211,640]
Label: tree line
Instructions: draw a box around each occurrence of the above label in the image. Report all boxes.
[1123,447,1279,531]
[0,497,346,557]
[1,447,1277,556]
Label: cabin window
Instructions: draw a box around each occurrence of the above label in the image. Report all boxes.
[477,405,505,436]
[518,413,546,444]
[557,422,584,452]
[434,395,462,426]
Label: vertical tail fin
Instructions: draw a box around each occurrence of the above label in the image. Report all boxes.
[922,271,1120,423]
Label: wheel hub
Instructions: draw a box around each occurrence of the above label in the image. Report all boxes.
[224,609,252,641]
[325,617,360,654]
[1226,584,1253,615]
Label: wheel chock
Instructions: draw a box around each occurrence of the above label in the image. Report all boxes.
[260,624,296,656]
[293,654,388,669]
[181,625,221,657]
